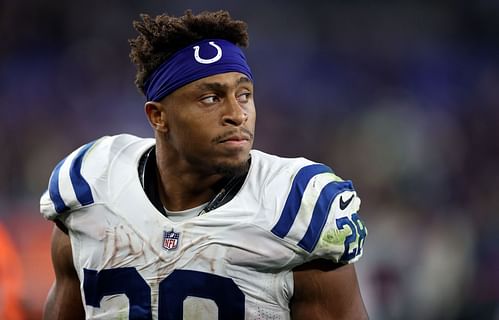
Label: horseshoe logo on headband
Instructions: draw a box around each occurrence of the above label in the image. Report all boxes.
[193,41,223,64]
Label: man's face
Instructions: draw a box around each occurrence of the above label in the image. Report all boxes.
[160,72,256,176]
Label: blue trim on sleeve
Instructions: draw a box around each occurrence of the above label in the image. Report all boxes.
[297,180,354,252]
[271,164,332,239]
[48,158,70,213]
[69,142,96,206]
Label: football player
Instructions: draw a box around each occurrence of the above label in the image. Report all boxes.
[41,10,368,320]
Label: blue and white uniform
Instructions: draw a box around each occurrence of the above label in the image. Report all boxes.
[40,134,367,320]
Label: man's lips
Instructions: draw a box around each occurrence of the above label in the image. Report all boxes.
[218,136,250,148]
[219,135,250,143]
[214,129,253,144]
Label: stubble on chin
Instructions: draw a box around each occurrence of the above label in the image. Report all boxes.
[213,156,251,178]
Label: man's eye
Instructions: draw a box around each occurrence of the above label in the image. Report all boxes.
[201,95,219,104]
[237,92,251,103]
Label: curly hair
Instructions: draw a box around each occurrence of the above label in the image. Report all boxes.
[129,10,249,95]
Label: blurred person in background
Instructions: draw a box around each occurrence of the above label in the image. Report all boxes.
[0,222,25,320]
[39,10,368,320]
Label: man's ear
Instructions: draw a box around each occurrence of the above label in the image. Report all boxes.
[145,101,168,133]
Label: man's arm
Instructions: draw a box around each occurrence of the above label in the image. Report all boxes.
[291,260,368,320]
[44,225,85,320]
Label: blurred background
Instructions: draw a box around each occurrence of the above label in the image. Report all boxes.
[1,0,498,319]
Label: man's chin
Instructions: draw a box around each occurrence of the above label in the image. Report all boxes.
[213,157,250,178]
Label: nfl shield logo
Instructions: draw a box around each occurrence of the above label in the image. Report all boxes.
[163,230,180,250]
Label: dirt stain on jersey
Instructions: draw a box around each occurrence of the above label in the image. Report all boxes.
[319,227,352,247]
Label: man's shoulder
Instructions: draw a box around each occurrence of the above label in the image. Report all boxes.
[91,134,154,157]
[249,149,339,191]
[40,134,154,220]
[249,149,366,264]
[250,149,319,178]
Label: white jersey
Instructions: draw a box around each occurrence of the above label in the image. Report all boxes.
[40,134,367,320]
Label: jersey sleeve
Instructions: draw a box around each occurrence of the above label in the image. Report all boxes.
[39,134,141,221]
[269,162,367,264]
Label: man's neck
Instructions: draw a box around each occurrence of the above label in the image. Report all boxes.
[139,145,248,215]
[154,148,227,212]
[156,168,227,212]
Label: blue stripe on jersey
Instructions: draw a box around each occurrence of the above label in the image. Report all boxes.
[48,158,70,213]
[297,180,354,252]
[69,142,96,206]
[271,164,332,239]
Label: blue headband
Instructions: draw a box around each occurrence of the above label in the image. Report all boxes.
[144,39,253,102]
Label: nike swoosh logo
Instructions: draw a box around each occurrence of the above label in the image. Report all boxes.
[339,194,355,210]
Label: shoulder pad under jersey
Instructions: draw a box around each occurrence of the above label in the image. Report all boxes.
[40,134,147,220]
[267,158,367,264]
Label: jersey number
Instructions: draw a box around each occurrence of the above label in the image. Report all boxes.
[336,213,367,261]
[83,268,245,319]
